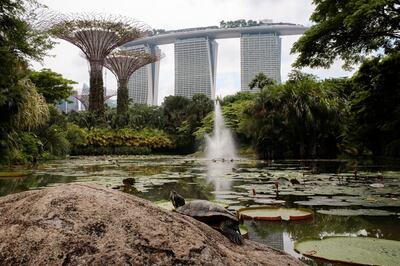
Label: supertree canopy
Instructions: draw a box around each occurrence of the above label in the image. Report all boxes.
[104,50,161,114]
[50,13,150,115]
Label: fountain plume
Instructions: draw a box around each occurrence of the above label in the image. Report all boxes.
[206,101,237,160]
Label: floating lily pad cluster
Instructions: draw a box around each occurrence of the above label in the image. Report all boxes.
[238,206,313,221]
[295,237,400,265]
[317,208,396,216]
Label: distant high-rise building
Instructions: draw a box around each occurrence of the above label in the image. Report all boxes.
[126,44,161,105]
[174,37,217,99]
[240,33,281,91]
[57,90,80,113]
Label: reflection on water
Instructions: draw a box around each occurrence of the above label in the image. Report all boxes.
[1,156,400,265]
[206,160,235,195]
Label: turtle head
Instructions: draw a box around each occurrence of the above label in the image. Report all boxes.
[170,190,185,208]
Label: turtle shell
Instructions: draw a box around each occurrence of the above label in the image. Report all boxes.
[176,200,238,222]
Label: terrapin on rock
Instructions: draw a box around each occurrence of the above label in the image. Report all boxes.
[170,190,243,245]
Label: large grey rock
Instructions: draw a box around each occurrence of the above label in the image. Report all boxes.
[0,183,305,265]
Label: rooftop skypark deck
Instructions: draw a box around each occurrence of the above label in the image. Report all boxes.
[125,23,308,46]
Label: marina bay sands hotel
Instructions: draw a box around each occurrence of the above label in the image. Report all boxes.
[123,21,307,105]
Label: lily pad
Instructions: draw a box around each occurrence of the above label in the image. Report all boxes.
[238,206,313,221]
[317,209,396,216]
[370,183,385,188]
[294,198,352,207]
[212,199,240,208]
[295,237,400,266]
[253,198,285,205]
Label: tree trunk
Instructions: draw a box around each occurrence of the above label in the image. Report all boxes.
[89,62,105,116]
[117,79,129,115]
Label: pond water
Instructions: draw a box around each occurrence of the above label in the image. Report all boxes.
[1,155,400,265]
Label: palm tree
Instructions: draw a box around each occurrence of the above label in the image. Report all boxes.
[248,72,275,90]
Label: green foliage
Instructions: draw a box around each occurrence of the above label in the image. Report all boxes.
[109,103,166,130]
[221,92,255,105]
[292,0,400,68]
[185,94,213,131]
[0,0,52,164]
[83,128,173,150]
[220,19,261,28]
[72,146,151,156]
[41,125,71,157]
[239,71,348,159]
[248,72,275,90]
[0,0,53,62]
[65,123,87,147]
[162,94,213,153]
[350,52,400,156]
[29,69,77,104]
[162,95,191,133]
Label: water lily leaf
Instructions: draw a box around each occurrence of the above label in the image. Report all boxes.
[211,200,233,208]
[227,205,247,211]
[238,206,313,221]
[317,209,396,216]
[294,198,352,207]
[369,183,385,188]
[253,198,285,205]
[295,237,400,266]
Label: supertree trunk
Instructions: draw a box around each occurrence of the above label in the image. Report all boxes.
[117,79,129,115]
[89,62,105,114]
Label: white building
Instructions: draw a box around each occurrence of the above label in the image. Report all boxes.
[240,33,281,91]
[174,37,218,99]
[126,44,161,105]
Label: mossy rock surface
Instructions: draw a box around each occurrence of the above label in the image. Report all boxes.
[295,237,400,266]
[238,206,313,221]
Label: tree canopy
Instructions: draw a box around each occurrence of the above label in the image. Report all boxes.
[350,52,400,156]
[29,69,77,104]
[292,0,400,68]
[248,72,275,90]
[0,0,53,163]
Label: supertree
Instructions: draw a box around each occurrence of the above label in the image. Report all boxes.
[49,13,149,116]
[104,50,161,114]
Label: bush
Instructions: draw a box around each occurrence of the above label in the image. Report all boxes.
[72,146,151,156]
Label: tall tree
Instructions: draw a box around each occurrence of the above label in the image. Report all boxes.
[248,72,275,90]
[29,69,76,104]
[162,96,190,133]
[351,52,400,156]
[292,0,400,69]
[0,0,52,162]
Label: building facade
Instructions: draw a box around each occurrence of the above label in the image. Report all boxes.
[57,91,80,113]
[240,33,281,91]
[126,44,161,105]
[174,37,217,99]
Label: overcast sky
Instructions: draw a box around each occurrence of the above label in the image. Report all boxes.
[32,0,353,105]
